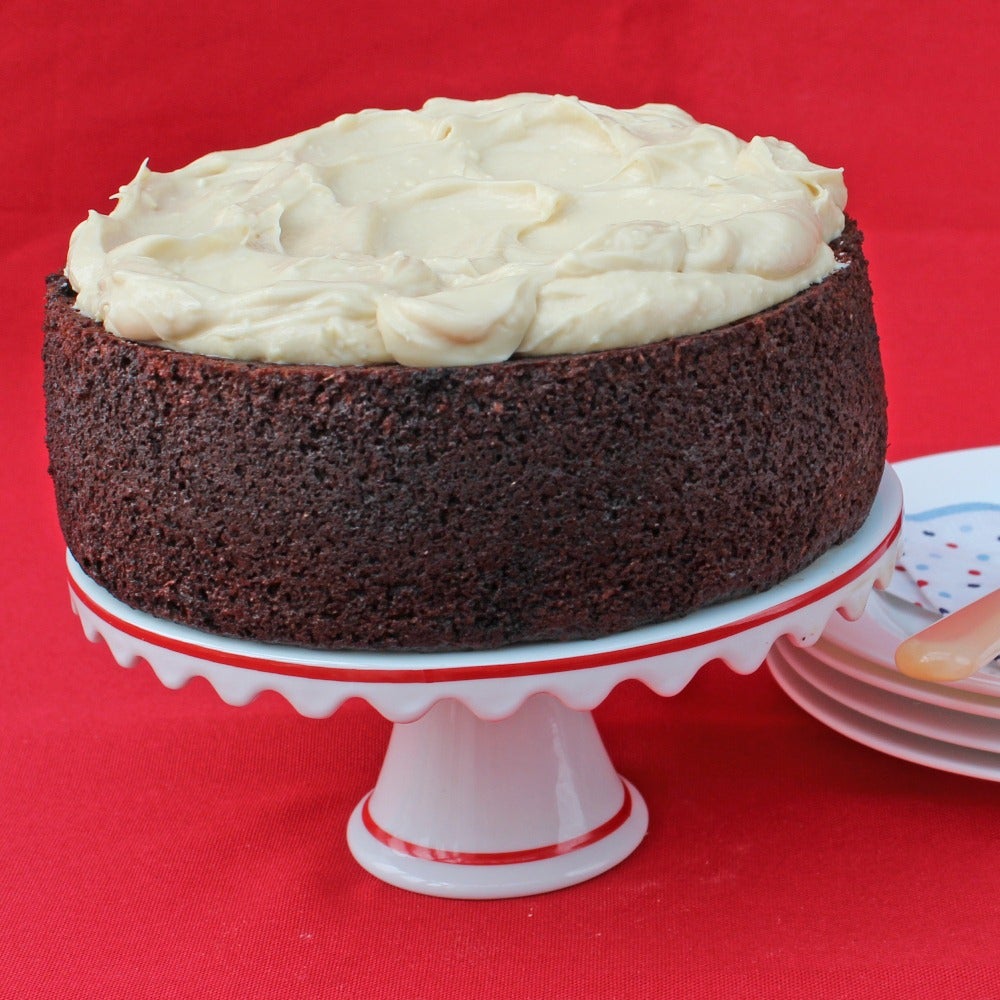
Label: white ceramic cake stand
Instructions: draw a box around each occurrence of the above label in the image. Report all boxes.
[65,468,902,899]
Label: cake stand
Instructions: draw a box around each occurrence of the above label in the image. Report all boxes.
[65,468,903,899]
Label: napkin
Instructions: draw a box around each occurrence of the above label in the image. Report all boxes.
[890,503,1000,615]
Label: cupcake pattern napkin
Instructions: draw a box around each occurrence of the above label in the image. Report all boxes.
[890,503,1000,615]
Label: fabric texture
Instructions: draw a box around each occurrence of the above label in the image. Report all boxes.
[3,2,1000,997]
[894,506,1000,615]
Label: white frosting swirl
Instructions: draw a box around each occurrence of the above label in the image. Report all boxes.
[66,94,848,367]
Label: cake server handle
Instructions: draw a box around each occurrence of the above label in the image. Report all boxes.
[895,587,1000,682]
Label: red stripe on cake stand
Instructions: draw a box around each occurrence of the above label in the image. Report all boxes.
[359,780,634,865]
[68,511,901,684]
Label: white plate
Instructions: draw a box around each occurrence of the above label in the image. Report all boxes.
[893,444,1000,512]
[767,644,1000,782]
[805,634,1000,720]
[823,445,1000,698]
[773,637,1000,753]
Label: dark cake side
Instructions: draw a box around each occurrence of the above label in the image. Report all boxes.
[43,220,888,652]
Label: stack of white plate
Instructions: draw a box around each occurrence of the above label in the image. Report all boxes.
[767,446,1000,780]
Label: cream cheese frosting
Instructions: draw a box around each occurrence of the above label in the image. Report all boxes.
[65,94,848,368]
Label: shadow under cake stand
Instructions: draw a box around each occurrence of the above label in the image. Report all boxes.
[65,468,902,899]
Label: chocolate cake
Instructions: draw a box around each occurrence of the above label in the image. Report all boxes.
[44,97,888,651]
[43,219,886,652]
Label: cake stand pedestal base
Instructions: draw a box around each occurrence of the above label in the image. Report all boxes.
[346,694,647,898]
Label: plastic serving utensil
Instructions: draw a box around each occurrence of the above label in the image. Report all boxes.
[895,588,1000,682]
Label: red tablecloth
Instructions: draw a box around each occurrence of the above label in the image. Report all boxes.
[3,2,999,996]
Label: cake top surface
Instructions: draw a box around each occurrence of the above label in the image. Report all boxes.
[66,93,847,368]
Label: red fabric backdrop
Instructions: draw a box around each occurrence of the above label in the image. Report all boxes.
[3,1,999,997]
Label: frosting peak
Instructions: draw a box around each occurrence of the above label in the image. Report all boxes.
[66,94,848,367]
